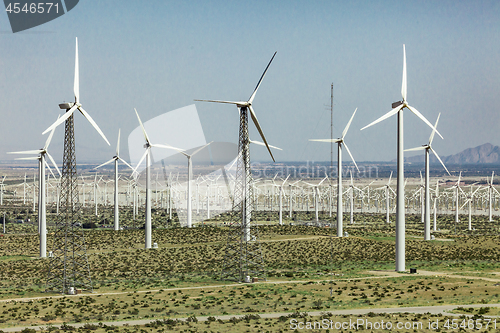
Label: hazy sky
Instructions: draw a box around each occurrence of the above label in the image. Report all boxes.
[1,0,499,165]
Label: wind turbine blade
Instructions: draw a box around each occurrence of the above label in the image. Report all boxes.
[117,156,135,171]
[343,142,359,172]
[191,141,212,157]
[16,156,40,161]
[388,171,393,185]
[350,170,353,186]
[428,113,441,145]
[42,104,78,135]
[45,152,61,177]
[402,44,407,102]
[95,158,116,169]
[360,104,403,131]
[248,105,275,162]
[341,108,357,140]
[44,115,60,150]
[248,51,277,104]
[8,150,43,155]
[78,106,110,145]
[472,186,482,196]
[151,143,185,153]
[74,37,79,103]
[429,147,451,176]
[283,174,290,185]
[309,139,342,143]
[404,146,426,152]
[133,148,149,175]
[194,99,244,106]
[116,129,121,156]
[406,105,443,139]
[318,175,328,186]
[134,108,150,145]
[250,139,282,150]
[44,159,57,179]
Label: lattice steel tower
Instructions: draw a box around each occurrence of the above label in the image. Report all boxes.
[196,52,277,282]
[45,38,109,293]
[46,111,92,294]
[220,107,266,282]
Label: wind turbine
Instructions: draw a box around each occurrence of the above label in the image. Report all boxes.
[132,108,184,248]
[95,129,134,231]
[303,176,328,222]
[451,172,463,223]
[405,113,450,240]
[460,183,481,231]
[361,45,442,272]
[485,172,499,222]
[8,122,60,258]
[195,52,276,241]
[0,176,5,206]
[310,107,359,237]
[276,175,290,225]
[376,171,396,224]
[177,142,212,228]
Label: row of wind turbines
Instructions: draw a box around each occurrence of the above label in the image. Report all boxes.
[3,40,496,272]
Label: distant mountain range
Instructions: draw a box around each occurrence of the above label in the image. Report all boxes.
[405,143,500,164]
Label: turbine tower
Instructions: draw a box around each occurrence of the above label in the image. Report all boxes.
[132,108,183,248]
[8,125,60,258]
[95,129,134,230]
[361,45,442,272]
[310,107,359,237]
[196,52,277,282]
[44,37,110,294]
[405,113,450,240]
[178,142,212,228]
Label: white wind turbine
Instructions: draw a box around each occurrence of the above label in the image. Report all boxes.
[376,171,396,224]
[485,172,499,222]
[361,45,442,272]
[310,107,359,237]
[132,108,184,248]
[460,183,481,231]
[95,129,134,230]
[405,113,450,240]
[276,175,290,225]
[7,124,60,258]
[303,176,328,222]
[177,142,212,228]
[451,172,463,223]
[0,176,5,206]
[195,52,277,243]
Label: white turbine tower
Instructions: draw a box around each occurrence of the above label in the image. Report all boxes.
[177,142,212,228]
[361,45,442,272]
[132,108,184,248]
[485,172,499,222]
[310,108,359,237]
[451,172,463,223]
[95,129,134,230]
[8,123,60,258]
[405,113,450,240]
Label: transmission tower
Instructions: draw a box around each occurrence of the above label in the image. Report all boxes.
[221,107,265,282]
[46,110,93,294]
